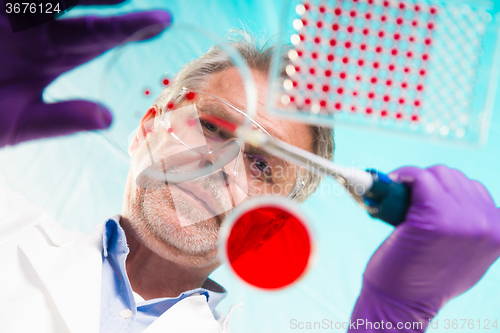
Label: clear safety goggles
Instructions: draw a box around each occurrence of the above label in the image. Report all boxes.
[129,87,305,226]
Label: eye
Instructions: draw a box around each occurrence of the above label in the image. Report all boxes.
[253,157,269,172]
[199,119,228,142]
[200,120,218,133]
[246,154,272,179]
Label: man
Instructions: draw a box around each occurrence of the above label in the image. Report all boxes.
[1,2,499,333]
[1,4,334,331]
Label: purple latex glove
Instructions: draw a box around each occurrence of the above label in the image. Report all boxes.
[349,165,500,332]
[0,0,172,148]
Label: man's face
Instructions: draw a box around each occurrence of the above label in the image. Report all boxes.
[124,67,314,269]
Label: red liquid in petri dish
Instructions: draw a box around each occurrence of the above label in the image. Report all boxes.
[225,206,312,290]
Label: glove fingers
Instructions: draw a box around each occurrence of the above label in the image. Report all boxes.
[428,166,494,206]
[48,10,172,55]
[471,180,496,206]
[14,100,112,144]
[426,165,466,194]
[389,166,438,204]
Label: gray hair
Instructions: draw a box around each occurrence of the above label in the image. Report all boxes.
[153,32,334,202]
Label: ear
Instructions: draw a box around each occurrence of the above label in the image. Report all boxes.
[139,105,159,136]
[140,105,159,123]
[129,105,159,154]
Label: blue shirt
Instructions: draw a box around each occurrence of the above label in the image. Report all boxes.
[99,216,227,332]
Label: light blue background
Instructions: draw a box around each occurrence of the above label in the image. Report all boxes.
[1,0,499,332]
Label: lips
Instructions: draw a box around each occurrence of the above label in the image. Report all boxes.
[174,182,225,218]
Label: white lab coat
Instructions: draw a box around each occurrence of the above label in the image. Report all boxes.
[0,188,237,333]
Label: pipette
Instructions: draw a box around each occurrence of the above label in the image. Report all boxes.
[203,114,411,226]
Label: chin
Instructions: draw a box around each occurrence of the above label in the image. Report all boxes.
[129,186,226,268]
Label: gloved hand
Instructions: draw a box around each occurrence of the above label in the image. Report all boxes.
[349,165,500,332]
[0,0,172,148]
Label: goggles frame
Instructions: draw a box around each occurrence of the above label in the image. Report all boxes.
[160,87,306,200]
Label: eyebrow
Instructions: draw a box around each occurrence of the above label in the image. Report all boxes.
[198,101,242,125]
[200,96,288,143]
[255,119,287,142]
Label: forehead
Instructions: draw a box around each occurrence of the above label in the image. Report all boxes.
[203,67,250,107]
[202,67,314,153]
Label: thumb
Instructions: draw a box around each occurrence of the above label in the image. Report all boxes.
[13,100,112,145]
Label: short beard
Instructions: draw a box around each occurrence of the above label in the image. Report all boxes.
[127,177,232,267]
[142,186,223,255]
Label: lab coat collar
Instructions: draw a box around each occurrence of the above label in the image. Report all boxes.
[143,294,220,333]
[142,294,242,333]
[102,215,229,313]
[202,278,228,312]
[18,219,103,333]
[17,215,239,333]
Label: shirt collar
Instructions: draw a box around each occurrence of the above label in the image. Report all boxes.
[102,214,126,258]
[101,215,227,311]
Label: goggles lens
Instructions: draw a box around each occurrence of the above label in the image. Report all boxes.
[129,89,302,225]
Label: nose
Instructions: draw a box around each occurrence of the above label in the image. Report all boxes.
[197,150,215,169]
[219,168,234,184]
[197,150,237,184]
